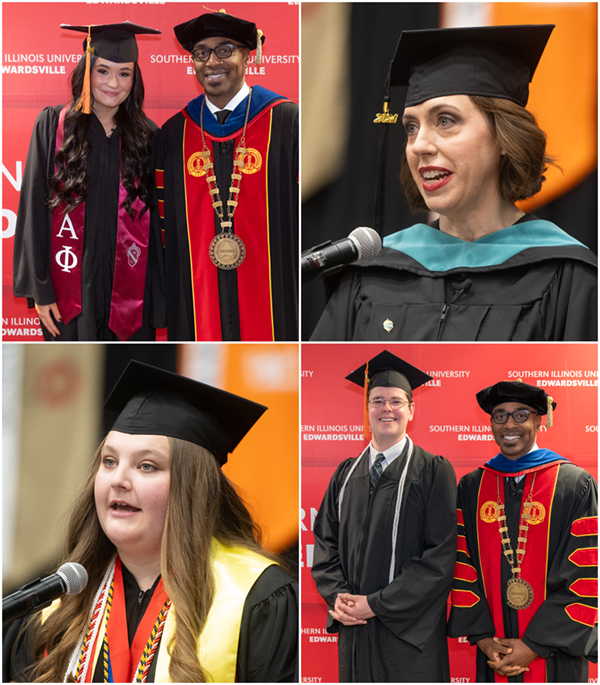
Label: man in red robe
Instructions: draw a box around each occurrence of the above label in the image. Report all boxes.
[155,11,298,341]
[449,380,597,682]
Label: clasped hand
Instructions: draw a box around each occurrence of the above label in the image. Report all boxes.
[329,593,375,626]
[477,637,538,676]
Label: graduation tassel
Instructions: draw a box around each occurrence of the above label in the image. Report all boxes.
[75,26,94,114]
[363,362,371,441]
[255,29,263,65]
[372,64,398,239]
[546,395,554,428]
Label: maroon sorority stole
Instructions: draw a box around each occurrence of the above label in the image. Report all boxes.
[85,557,169,683]
[476,464,560,683]
[181,102,283,341]
[50,105,150,340]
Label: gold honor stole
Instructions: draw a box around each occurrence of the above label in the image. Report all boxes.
[476,464,560,683]
[154,541,275,682]
[182,103,284,341]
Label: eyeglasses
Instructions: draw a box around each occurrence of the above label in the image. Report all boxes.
[192,44,243,62]
[491,409,538,424]
[368,399,411,409]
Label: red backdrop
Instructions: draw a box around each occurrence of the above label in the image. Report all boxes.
[2,1,299,340]
[301,343,598,683]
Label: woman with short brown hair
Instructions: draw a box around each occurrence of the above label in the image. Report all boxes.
[311,25,597,342]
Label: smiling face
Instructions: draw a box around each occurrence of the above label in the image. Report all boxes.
[490,402,541,460]
[90,58,134,116]
[193,35,250,108]
[368,386,415,452]
[402,95,504,222]
[94,431,170,566]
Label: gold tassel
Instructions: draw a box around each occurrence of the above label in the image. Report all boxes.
[75,26,94,114]
[546,395,554,428]
[255,29,263,65]
[363,362,370,441]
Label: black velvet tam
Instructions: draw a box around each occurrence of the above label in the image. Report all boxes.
[476,380,556,415]
[174,11,265,53]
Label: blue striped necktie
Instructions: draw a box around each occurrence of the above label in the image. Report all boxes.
[370,453,385,487]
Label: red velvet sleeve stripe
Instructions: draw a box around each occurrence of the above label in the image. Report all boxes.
[569,578,598,598]
[457,508,464,526]
[571,516,598,537]
[155,169,164,189]
[454,561,478,583]
[568,548,598,567]
[451,589,480,608]
[565,603,598,627]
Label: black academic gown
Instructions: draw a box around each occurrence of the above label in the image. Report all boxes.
[311,215,597,342]
[448,464,598,682]
[3,564,298,683]
[155,90,298,341]
[311,443,457,682]
[12,105,166,341]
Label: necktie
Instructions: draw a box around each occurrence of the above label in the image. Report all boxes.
[370,453,385,487]
[216,109,232,124]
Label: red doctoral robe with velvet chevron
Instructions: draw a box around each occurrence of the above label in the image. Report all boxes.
[448,460,598,682]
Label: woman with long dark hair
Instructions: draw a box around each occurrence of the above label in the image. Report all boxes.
[13,22,165,341]
[4,361,298,682]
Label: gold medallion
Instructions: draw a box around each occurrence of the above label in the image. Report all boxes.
[506,577,534,610]
[209,233,246,270]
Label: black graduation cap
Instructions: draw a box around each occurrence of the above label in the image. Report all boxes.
[346,350,432,398]
[104,361,268,466]
[390,24,554,108]
[174,11,265,55]
[61,21,161,63]
[476,380,556,425]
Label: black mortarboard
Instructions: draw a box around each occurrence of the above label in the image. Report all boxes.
[104,361,267,466]
[61,21,161,63]
[476,380,556,426]
[174,11,265,56]
[346,350,432,397]
[390,24,554,108]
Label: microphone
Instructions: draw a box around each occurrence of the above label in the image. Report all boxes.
[301,227,382,280]
[2,562,88,623]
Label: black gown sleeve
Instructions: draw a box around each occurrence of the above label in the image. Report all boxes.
[447,473,497,643]
[3,615,36,683]
[522,469,598,659]
[311,460,356,631]
[236,565,298,682]
[310,268,359,341]
[542,259,598,341]
[12,106,61,306]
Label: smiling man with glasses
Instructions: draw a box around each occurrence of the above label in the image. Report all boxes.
[312,350,457,681]
[154,10,298,342]
[449,380,598,682]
